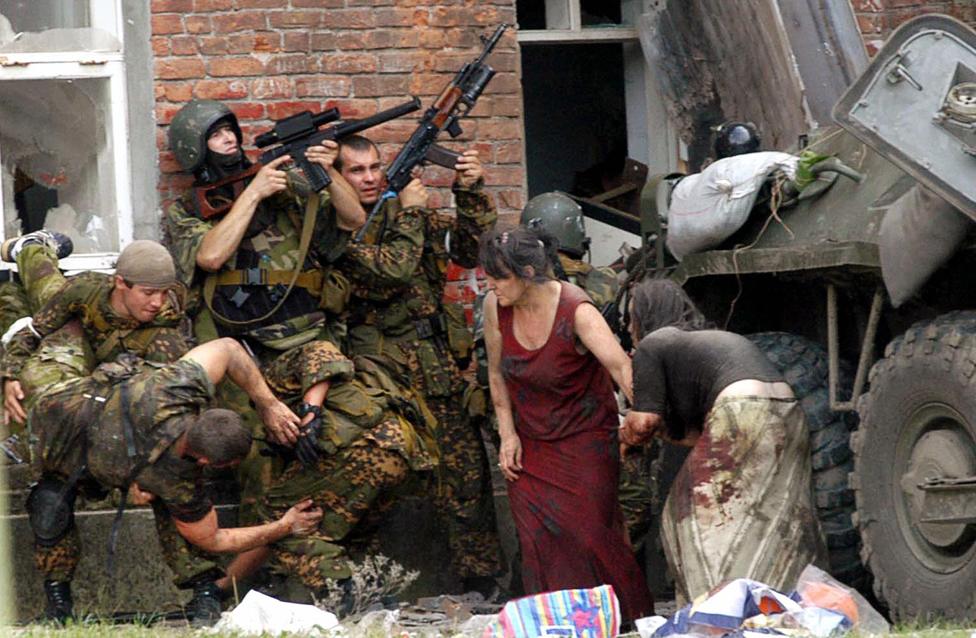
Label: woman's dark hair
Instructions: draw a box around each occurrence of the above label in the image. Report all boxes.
[629,279,710,339]
[479,226,560,283]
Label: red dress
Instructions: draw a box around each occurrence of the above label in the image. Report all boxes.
[498,282,653,621]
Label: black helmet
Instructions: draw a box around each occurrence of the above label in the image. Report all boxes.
[713,121,760,159]
[520,192,589,257]
[168,100,243,174]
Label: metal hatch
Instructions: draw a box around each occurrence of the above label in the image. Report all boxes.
[834,14,976,220]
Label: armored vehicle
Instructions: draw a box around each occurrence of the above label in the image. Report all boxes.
[634,14,976,621]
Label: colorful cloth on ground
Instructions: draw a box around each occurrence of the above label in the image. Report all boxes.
[662,396,828,604]
[337,179,501,579]
[497,282,652,621]
[484,585,621,638]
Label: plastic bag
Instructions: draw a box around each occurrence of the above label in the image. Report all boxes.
[665,151,798,260]
[483,585,620,638]
[795,564,889,636]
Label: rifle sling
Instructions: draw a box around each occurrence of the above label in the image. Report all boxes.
[203,196,318,327]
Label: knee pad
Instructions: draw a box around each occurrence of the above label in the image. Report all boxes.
[26,476,77,547]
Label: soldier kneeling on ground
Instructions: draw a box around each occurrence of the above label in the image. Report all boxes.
[25,337,319,624]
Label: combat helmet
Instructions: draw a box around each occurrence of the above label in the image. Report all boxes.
[713,121,761,159]
[168,99,243,174]
[520,191,589,258]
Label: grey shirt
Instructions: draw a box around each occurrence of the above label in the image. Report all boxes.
[632,327,783,437]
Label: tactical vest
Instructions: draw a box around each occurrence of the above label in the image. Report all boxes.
[204,200,322,338]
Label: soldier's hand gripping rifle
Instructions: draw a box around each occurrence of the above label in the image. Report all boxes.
[355,24,509,241]
[193,97,421,219]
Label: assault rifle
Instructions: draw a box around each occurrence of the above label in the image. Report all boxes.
[355,23,509,240]
[193,97,422,219]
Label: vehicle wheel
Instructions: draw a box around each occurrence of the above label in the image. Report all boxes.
[853,313,976,620]
[747,332,868,590]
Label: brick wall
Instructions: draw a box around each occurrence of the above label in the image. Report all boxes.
[851,0,976,55]
[150,0,524,218]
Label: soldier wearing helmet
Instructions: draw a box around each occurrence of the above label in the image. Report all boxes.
[162,101,441,616]
[519,191,619,311]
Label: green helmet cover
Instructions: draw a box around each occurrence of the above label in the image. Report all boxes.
[520,191,588,256]
[168,100,242,173]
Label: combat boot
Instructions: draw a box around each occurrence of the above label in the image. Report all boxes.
[42,580,74,624]
[187,580,222,627]
[1,230,73,262]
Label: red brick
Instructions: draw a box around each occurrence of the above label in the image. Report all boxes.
[409,73,451,95]
[373,7,424,27]
[432,53,479,73]
[296,76,353,97]
[152,14,184,35]
[158,150,184,174]
[323,9,377,29]
[334,33,367,50]
[293,0,344,6]
[227,102,266,120]
[213,12,266,33]
[477,118,520,140]
[378,95,420,112]
[310,33,336,51]
[226,33,281,54]
[324,98,380,117]
[344,30,419,50]
[492,96,521,117]
[151,36,171,56]
[850,0,885,11]
[160,82,194,102]
[490,52,518,73]
[353,75,410,97]
[378,51,430,73]
[364,120,423,143]
[429,7,465,27]
[320,52,379,74]
[495,140,522,163]
[194,79,249,100]
[266,101,323,120]
[155,104,183,125]
[209,57,265,77]
[443,28,481,48]
[269,11,323,28]
[419,29,447,48]
[237,0,285,7]
[285,32,312,51]
[497,188,525,210]
[468,98,491,118]
[487,72,520,95]
[421,165,456,188]
[170,36,199,56]
[346,0,396,5]
[186,16,212,33]
[152,0,194,12]
[194,0,233,10]
[265,54,313,75]
[156,58,206,80]
[251,77,295,99]
[198,36,229,55]
[856,13,885,34]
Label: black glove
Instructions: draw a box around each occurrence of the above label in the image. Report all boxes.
[294,403,325,469]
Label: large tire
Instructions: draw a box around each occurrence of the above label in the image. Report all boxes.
[747,332,869,590]
[853,313,976,620]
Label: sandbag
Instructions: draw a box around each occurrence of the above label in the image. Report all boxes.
[666,151,798,260]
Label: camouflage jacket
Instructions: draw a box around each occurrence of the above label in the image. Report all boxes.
[559,253,620,310]
[33,356,216,522]
[162,169,349,348]
[337,180,496,395]
[0,272,188,380]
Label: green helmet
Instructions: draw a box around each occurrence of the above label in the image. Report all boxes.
[520,191,589,257]
[168,99,242,173]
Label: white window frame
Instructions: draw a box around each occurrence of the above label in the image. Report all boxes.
[517,0,639,44]
[0,0,132,272]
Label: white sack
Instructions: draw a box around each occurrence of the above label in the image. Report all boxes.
[210,589,339,636]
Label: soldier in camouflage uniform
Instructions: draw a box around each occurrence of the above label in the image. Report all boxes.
[518,192,653,554]
[26,337,321,623]
[162,101,439,602]
[332,135,501,590]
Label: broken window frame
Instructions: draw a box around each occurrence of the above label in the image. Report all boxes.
[0,1,132,272]
[517,0,639,44]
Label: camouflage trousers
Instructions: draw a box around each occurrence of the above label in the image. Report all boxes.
[257,441,410,588]
[618,444,656,554]
[662,397,828,604]
[427,392,501,579]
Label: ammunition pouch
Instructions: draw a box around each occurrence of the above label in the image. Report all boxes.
[319,268,351,315]
[26,476,78,547]
[442,302,473,369]
[413,314,448,340]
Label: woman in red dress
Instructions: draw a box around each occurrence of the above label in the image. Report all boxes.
[479,227,653,622]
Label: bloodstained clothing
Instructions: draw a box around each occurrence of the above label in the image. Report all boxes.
[497,282,653,621]
[632,327,783,437]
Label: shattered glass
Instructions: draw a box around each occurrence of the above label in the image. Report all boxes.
[0,1,121,53]
[0,78,118,253]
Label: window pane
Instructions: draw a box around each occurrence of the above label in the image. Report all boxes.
[0,1,120,53]
[0,78,118,253]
